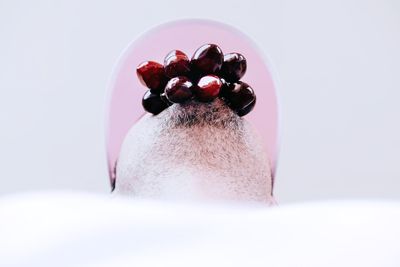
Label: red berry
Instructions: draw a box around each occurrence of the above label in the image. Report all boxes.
[165,76,194,103]
[191,44,224,75]
[142,90,169,115]
[218,78,230,97]
[160,92,173,106]
[220,53,247,82]
[136,61,168,93]
[195,75,222,102]
[236,96,256,116]
[164,50,191,78]
[223,81,256,116]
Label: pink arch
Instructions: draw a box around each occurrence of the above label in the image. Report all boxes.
[105,19,280,190]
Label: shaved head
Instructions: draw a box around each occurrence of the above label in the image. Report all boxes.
[114,98,273,203]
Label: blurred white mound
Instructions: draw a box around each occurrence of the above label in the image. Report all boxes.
[0,192,399,267]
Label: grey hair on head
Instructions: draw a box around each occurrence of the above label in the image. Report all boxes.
[115,98,273,203]
[165,99,241,129]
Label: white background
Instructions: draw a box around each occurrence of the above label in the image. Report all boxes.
[0,0,399,203]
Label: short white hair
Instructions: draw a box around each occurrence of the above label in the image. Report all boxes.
[115,98,273,203]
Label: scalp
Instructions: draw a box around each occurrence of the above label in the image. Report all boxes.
[115,98,273,202]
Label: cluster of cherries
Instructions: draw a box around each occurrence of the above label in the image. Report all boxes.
[136,43,256,116]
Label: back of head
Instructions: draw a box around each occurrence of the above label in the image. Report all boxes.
[115,98,273,203]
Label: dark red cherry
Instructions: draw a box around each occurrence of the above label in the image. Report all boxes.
[136,61,168,93]
[195,75,222,102]
[160,92,173,106]
[223,81,256,116]
[165,76,194,103]
[164,50,191,78]
[218,78,231,97]
[220,53,247,82]
[236,95,256,116]
[142,90,169,115]
[191,44,224,75]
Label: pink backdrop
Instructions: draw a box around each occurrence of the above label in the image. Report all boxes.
[105,19,279,189]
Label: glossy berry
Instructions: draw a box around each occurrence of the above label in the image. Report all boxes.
[136,61,168,93]
[218,77,230,97]
[195,75,222,102]
[191,44,224,75]
[220,53,247,82]
[164,50,191,78]
[223,81,256,117]
[160,92,173,106]
[142,90,169,115]
[236,95,256,116]
[165,76,194,103]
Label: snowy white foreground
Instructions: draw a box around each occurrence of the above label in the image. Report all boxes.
[0,192,399,267]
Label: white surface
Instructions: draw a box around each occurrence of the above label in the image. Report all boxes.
[0,192,399,267]
[0,0,400,202]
